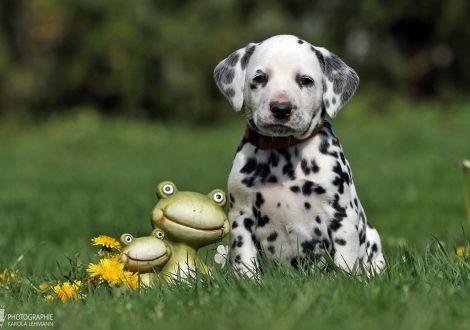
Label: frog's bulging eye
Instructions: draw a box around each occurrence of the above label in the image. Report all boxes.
[163,184,174,195]
[213,192,224,203]
[123,235,133,244]
[155,231,164,239]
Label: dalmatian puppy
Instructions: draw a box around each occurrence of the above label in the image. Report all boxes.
[214,35,385,275]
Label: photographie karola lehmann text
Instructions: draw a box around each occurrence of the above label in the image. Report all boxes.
[1,313,54,327]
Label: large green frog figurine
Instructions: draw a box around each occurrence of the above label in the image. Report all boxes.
[150,181,230,282]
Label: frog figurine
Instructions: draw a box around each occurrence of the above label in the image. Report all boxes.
[120,229,171,286]
[150,181,230,282]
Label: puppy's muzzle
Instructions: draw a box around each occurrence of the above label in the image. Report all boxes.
[270,101,292,120]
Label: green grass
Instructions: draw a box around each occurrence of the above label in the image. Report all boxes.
[1,101,470,329]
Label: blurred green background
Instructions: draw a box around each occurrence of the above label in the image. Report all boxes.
[0,0,469,122]
[0,0,469,273]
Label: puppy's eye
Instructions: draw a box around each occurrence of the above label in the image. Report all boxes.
[253,74,267,84]
[298,76,314,87]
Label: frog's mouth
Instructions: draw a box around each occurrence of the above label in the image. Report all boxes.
[160,216,225,233]
[124,253,167,263]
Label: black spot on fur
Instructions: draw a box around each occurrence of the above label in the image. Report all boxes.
[314,186,326,194]
[268,175,278,183]
[339,152,346,165]
[241,177,255,187]
[323,121,335,136]
[255,192,265,208]
[311,159,320,173]
[278,149,295,179]
[290,186,300,194]
[290,257,299,270]
[314,227,322,237]
[267,232,278,242]
[312,47,326,71]
[319,140,339,158]
[319,141,330,155]
[214,64,235,85]
[225,87,235,98]
[226,52,240,67]
[331,137,341,147]
[241,158,257,174]
[301,158,310,175]
[232,235,244,249]
[331,194,347,223]
[282,163,296,180]
[251,233,258,244]
[256,163,271,180]
[302,181,315,196]
[300,238,327,264]
[234,255,241,264]
[315,216,322,224]
[268,246,276,254]
[243,218,254,232]
[332,161,350,194]
[335,238,347,246]
[359,230,366,245]
[371,243,378,253]
[258,214,270,227]
[330,219,342,232]
[252,206,270,227]
[277,202,281,208]
[298,39,304,44]
[232,221,238,229]
[268,153,279,167]
[240,157,275,187]
[304,202,311,210]
[241,45,256,70]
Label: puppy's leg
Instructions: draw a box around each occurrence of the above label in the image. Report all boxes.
[364,223,386,274]
[329,218,361,273]
[228,206,260,277]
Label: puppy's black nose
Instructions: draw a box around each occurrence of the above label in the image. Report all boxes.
[270,102,292,120]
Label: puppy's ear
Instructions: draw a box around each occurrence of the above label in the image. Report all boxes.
[311,46,359,118]
[214,43,257,111]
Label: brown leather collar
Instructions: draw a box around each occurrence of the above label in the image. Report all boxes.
[244,122,324,149]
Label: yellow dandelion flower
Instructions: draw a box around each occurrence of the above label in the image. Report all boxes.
[44,295,55,301]
[91,235,121,250]
[39,282,50,290]
[456,246,469,258]
[87,255,124,284]
[119,271,139,289]
[0,269,10,283]
[51,281,84,302]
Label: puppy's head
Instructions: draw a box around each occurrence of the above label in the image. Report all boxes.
[214,35,359,139]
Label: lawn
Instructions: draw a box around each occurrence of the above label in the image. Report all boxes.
[1,100,470,329]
